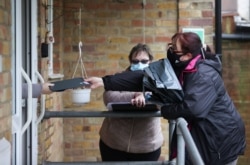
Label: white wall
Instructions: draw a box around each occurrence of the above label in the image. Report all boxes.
[222,0,237,12]
[238,0,250,20]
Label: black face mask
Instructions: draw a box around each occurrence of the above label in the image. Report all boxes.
[167,48,190,70]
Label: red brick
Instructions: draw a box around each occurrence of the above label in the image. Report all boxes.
[132,20,154,27]
[190,18,213,26]
[131,36,153,44]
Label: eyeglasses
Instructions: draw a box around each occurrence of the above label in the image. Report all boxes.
[131,59,149,64]
[168,43,184,55]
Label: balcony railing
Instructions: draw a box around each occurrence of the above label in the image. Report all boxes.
[43,110,204,165]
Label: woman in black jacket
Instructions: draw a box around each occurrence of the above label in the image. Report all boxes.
[85,32,246,165]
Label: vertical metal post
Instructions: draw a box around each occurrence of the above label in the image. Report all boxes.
[168,120,176,161]
[215,0,222,60]
[176,121,185,165]
[176,118,204,165]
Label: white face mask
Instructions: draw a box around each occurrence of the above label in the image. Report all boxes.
[130,62,149,71]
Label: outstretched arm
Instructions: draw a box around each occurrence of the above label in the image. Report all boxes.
[85,70,144,91]
[22,82,54,98]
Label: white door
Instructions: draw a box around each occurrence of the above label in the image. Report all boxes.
[11,0,40,165]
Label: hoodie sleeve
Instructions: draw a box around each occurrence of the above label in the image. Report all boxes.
[103,91,136,106]
[22,83,43,98]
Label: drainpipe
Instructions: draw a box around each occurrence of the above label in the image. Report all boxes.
[215,0,222,60]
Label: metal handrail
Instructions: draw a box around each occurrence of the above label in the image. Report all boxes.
[176,118,204,165]
[43,110,161,119]
[43,161,170,165]
[43,110,204,165]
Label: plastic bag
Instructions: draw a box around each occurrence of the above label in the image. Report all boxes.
[143,58,184,104]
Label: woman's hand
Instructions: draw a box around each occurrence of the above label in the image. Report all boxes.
[131,92,145,108]
[42,83,54,94]
[85,77,104,89]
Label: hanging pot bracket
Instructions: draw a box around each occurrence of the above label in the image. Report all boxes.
[72,41,88,79]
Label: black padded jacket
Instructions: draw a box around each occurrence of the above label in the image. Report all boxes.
[102,57,246,165]
[161,56,246,164]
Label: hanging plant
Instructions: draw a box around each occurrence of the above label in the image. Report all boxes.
[71,8,91,104]
[71,41,91,104]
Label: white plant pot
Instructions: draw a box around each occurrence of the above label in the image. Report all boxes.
[71,88,91,104]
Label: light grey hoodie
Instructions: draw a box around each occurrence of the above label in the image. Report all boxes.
[100,90,163,153]
[22,83,42,98]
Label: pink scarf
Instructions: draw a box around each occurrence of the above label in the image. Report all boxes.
[179,55,201,85]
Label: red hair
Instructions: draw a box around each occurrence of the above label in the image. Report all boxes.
[171,32,203,57]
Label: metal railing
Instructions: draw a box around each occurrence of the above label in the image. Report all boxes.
[43,110,204,165]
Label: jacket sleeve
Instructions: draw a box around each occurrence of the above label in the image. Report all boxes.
[161,72,218,120]
[102,70,144,91]
[22,83,43,98]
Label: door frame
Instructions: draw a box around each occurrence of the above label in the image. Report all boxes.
[11,0,39,164]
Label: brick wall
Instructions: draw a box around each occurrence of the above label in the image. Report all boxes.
[222,40,250,164]
[1,0,249,164]
[59,0,183,161]
[57,0,250,163]
[37,0,65,164]
[0,0,12,143]
[54,0,215,163]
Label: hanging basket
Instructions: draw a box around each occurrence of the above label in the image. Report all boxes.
[71,41,91,104]
[71,88,91,104]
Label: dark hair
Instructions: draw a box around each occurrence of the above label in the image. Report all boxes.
[203,44,217,59]
[172,32,203,57]
[128,43,154,62]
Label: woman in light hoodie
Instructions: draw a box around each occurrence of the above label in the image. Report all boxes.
[99,43,164,161]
